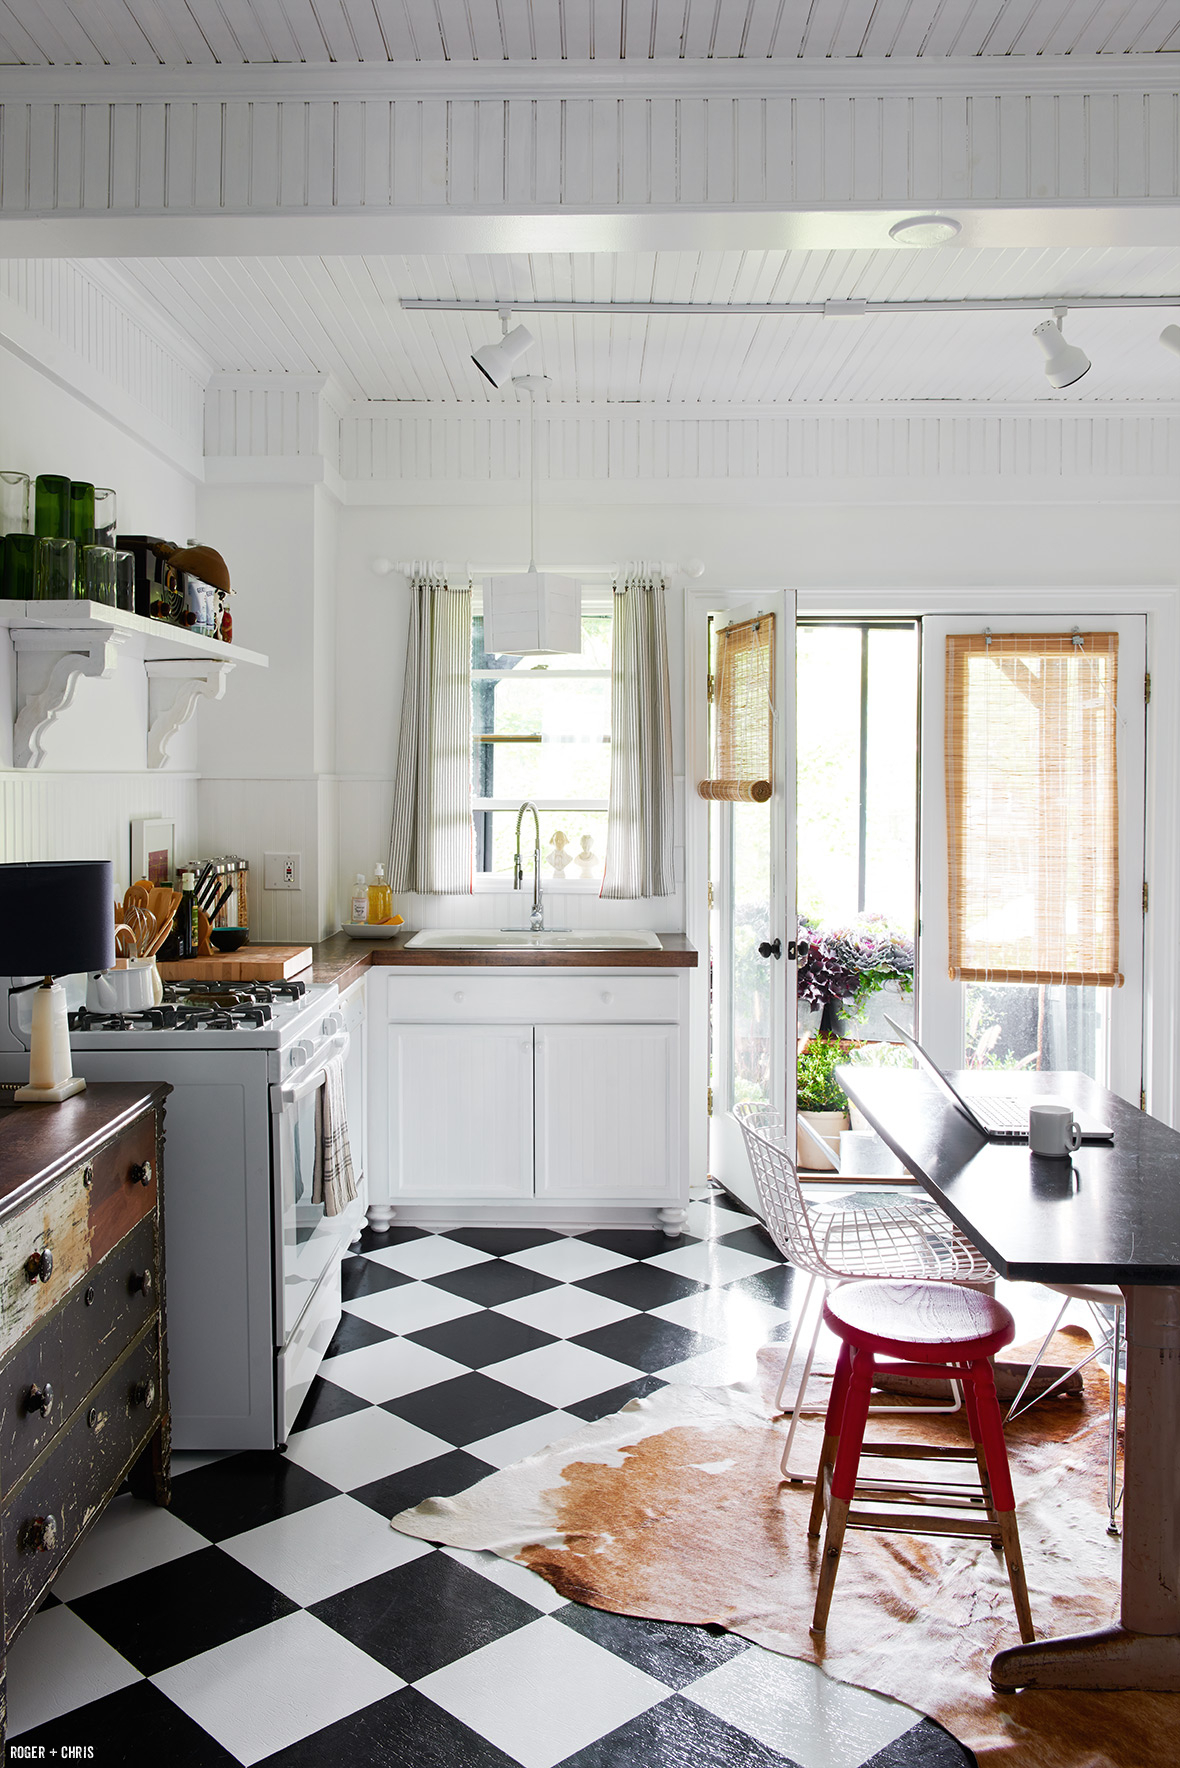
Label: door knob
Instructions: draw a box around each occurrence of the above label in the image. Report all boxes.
[757,938,783,960]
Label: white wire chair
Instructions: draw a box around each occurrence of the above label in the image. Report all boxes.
[736,1100,997,1479]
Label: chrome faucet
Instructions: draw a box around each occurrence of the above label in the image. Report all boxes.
[513,800,545,931]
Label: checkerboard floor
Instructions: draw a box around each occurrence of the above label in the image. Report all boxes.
[12,1190,973,1768]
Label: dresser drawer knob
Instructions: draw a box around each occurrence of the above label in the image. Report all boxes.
[25,1248,53,1284]
[130,1268,153,1300]
[21,1515,58,1553]
[25,1382,53,1419]
[130,1376,156,1410]
[128,1161,153,1188]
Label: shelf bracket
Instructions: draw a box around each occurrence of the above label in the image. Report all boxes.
[145,659,235,768]
[11,629,124,768]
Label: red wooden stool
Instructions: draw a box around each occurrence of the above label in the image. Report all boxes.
[809,1280,1034,1643]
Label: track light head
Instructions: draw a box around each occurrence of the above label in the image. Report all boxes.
[1160,324,1180,358]
[1032,311,1091,390]
[472,322,535,388]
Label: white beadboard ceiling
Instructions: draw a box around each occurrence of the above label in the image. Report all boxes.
[113,246,1180,404]
[0,0,1177,65]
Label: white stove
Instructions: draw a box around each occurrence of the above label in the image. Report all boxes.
[0,970,365,1450]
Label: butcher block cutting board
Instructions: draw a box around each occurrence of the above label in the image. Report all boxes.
[157,945,312,982]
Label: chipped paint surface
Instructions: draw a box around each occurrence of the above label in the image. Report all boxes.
[0,1164,91,1358]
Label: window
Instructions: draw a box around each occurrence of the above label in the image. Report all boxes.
[471,602,612,886]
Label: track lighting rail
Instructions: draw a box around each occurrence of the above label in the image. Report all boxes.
[405,295,1180,318]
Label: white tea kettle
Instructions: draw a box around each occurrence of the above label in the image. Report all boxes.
[87,959,162,1013]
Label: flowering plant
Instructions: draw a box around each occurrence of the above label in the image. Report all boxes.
[798,914,915,1020]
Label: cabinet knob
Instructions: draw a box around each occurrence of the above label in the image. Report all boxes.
[600,991,613,1005]
[25,1247,53,1284]
[521,1042,532,1056]
[25,1382,53,1419]
[128,1161,153,1188]
[21,1515,58,1553]
[130,1268,153,1300]
[453,991,465,1003]
[131,1376,156,1410]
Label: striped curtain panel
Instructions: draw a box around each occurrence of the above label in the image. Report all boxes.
[602,566,675,899]
[388,568,473,895]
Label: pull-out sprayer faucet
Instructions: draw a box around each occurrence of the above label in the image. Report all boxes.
[513,801,544,931]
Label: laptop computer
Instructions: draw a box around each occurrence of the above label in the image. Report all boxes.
[882,1015,1114,1143]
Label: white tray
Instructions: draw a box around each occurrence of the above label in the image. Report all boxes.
[341,922,404,939]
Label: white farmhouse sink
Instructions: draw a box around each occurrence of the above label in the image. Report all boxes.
[405,928,663,951]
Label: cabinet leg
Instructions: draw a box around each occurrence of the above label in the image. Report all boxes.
[366,1204,396,1231]
[127,1412,171,1508]
[658,1207,687,1238]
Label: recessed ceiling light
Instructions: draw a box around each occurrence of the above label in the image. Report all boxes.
[888,215,962,246]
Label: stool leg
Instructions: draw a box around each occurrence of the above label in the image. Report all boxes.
[812,1347,875,1636]
[808,1340,852,1537]
[970,1361,1035,1644]
[961,1372,1002,1544]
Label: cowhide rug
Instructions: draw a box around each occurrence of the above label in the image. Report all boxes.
[392,1329,1180,1768]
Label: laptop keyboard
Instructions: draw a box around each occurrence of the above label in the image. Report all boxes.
[968,1094,1029,1132]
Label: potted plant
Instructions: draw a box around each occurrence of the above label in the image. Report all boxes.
[796,1032,850,1171]
[799,914,915,1041]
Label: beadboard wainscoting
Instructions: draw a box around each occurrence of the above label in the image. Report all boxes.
[0,770,198,890]
[197,775,339,944]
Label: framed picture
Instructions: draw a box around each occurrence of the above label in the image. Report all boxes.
[130,818,175,887]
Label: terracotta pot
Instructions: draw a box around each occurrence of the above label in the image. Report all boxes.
[796,1109,849,1172]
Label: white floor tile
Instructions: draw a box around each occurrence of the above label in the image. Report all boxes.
[441,1546,570,1614]
[343,1281,482,1335]
[416,1614,666,1768]
[49,1494,209,1602]
[685,1200,756,1240]
[646,1240,778,1287]
[322,1337,469,1404]
[221,1494,433,1606]
[658,1346,765,1389]
[683,1641,918,1768]
[493,1283,639,1338]
[504,1239,636,1283]
[152,1609,402,1767]
[284,1406,453,1489]
[6,1605,141,1737]
[648,1287,791,1345]
[364,1238,493,1279]
[464,1409,584,1469]
[484,1341,644,1408]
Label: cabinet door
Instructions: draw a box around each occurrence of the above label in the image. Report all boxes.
[388,1024,534,1198]
[535,1024,681,1202]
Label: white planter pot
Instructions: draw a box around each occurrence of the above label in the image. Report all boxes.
[796,1109,849,1172]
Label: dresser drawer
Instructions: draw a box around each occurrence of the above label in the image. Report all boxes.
[2,1324,161,1640]
[385,972,682,1024]
[0,1213,159,1499]
[0,1112,158,1361]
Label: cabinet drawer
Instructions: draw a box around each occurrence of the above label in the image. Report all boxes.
[0,1213,159,1498]
[0,1110,158,1361]
[3,1324,161,1640]
[386,972,681,1025]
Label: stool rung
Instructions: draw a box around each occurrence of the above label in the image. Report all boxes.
[851,1477,987,1503]
[856,1442,980,1464]
[846,1508,1002,1538]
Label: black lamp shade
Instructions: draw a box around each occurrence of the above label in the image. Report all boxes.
[0,861,115,977]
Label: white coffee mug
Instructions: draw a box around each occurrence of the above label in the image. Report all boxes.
[1029,1101,1081,1158]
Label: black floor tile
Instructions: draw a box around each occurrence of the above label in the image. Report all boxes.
[311,1552,539,1681]
[429,1259,562,1307]
[571,1317,719,1375]
[445,1226,563,1255]
[257,1685,521,1767]
[580,1228,701,1261]
[351,1448,497,1519]
[292,1373,371,1434]
[716,1222,785,1262]
[323,1310,396,1357]
[342,1256,413,1302]
[14,1681,240,1766]
[565,1375,667,1422]
[556,1692,803,1767]
[709,1185,758,1218]
[70,1545,298,1676]
[166,1449,339,1541]
[862,1719,976,1767]
[353,1224,428,1253]
[383,1371,552,1445]
[408,1310,558,1368]
[556,1605,750,1689]
[724,1267,800,1309]
[576,1264,706,1312]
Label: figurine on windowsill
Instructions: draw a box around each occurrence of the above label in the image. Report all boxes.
[547,831,572,878]
[575,835,600,880]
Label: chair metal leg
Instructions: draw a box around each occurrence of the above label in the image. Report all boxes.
[1004,1297,1070,1424]
[774,1272,820,1412]
[1106,1302,1124,1536]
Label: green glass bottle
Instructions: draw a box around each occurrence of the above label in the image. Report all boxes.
[3,533,35,598]
[34,475,70,538]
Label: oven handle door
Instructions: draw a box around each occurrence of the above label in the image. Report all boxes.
[276,1032,350,1109]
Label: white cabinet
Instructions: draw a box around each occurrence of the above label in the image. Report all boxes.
[370,967,689,1232]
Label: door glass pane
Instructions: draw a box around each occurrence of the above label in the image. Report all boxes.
[965,982,1108,1082]
[731,801,772,1105]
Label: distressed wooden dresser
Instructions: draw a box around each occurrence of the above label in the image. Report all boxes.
[0,1082,170,1744]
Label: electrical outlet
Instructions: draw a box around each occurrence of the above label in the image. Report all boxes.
[264,852,301,891]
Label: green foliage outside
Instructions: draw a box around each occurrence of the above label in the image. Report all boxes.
[797,1033,850,1112]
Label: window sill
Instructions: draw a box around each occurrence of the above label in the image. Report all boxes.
[473,875,604,894]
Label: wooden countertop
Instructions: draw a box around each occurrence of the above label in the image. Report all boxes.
[307,930,697,986]
[0,1081,170,1215]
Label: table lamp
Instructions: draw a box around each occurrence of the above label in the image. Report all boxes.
[0,860,114,1103]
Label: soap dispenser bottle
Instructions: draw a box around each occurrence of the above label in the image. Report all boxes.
[350,873,368,924]
[368,863,392,925]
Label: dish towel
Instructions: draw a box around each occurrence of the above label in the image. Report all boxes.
[317,1054,357,1217]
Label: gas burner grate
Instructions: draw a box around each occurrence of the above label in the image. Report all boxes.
[173,1005,272,1030]
[71,1007,179,1033]
[162,978,306,1008]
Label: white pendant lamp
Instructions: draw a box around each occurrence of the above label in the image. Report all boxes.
[1033,308,1091,389]
[483,377,581,656]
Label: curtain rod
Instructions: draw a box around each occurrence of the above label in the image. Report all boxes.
[373,558,703,581]
[401,295,1180,318]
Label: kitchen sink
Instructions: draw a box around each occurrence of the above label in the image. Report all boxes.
[405,928,663,951]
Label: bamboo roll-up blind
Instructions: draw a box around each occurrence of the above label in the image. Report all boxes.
[945,632,1121,987]
[698,614,774,802]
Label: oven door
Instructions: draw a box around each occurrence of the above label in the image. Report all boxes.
[270,1031,354,1349]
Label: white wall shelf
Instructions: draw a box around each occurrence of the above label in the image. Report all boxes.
[0,599,267,772]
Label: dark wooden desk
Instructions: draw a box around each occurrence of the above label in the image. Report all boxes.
[840,1065,1180,1694]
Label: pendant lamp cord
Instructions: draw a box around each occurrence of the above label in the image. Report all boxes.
[527,386,537,573]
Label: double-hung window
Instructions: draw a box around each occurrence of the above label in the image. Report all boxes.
[471,600,612,887]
